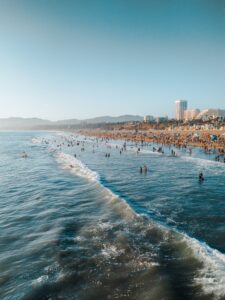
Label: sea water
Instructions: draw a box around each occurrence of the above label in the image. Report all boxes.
[1,131,225,300]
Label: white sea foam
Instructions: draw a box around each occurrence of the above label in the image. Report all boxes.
[151,217,225,298]
[182,155,223,166]
[32,275,49,286]
[98,222,113,231]
[101,244,124,258]
[181,234,225,299]
[31,137,43,144]
[56,152,99,182]
[74,235,86,242]
[181,155,225,175]
[140,148,164,156]
[141,219,225,298]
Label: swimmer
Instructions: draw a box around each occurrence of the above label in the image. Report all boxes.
[21,151,28,158]
[140,166,143,173]
[199,172,204,182]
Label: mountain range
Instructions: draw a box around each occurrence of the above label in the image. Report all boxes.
[0,115,143,129]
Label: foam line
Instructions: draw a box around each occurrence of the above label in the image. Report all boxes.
[181,234,225,299]
[56,152,99,182]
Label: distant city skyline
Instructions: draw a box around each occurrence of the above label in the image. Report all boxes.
[0,0,224,121]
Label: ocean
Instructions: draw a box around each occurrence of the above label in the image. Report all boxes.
[0,131,225,300]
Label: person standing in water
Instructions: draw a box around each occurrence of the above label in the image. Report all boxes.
[199,172,204,182]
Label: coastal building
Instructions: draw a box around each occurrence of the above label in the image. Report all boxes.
[184,109,200,121]
[155,116,168,123]
[175,100,188,120]
[196,109,225,121]
[143,115,154,123]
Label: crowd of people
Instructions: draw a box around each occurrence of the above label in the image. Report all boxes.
[80,128,225,163]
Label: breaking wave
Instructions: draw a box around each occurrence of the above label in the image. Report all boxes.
[56,151,225,299]
[56,152,99,182]
[182,234,225,299]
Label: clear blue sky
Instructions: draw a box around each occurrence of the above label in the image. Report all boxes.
[0,0,224,120]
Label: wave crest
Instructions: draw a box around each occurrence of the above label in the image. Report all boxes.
[56,152,99,182]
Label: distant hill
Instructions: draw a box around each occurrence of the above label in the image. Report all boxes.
[55,118,81,125]
[0,117,52,129]
[84,115,143,124]
[0,115,143,129]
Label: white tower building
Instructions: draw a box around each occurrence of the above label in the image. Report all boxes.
[175,100,188,120]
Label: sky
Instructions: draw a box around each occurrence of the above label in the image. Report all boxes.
[0,0,224,120]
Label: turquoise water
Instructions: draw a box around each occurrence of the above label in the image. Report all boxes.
[1,131,225,300]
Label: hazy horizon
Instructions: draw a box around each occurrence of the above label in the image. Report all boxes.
[0,114,144,122]
[0,0,224,120]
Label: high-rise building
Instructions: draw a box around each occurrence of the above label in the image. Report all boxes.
[175,100,188,120]
[143,115,154,123]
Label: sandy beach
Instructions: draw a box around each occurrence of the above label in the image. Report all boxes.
[79,127,225,153]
